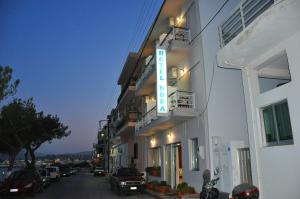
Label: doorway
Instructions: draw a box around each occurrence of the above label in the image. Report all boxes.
[165,142,183,188]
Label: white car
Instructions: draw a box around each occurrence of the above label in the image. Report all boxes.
[45,167,60,181]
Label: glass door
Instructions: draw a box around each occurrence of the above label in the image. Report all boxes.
[165,145,172,186]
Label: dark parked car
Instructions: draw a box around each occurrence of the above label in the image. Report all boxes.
[109,168,146,195]
[60,167,71,177]
[93,166,105,176]
[2,169,43,195]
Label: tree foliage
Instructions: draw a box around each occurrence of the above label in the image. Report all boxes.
[0,98,71,169]
[0,66,20,102]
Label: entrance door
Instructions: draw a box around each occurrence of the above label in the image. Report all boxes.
[173,143,183,187]
[165,145,172,186]
[165,143,183,188]
[238,148,252,184]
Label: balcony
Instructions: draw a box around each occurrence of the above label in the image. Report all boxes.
[116,111,139,136]
[217,0,300,68]
[117,79,136,105]
[159,26,191,51]
[135,91,197,136]
[136,56,156,96]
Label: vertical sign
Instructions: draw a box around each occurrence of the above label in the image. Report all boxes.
[156,48,168,116]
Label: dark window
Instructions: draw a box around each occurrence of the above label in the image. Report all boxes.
[134,143,138,159]
[262,100,293,146]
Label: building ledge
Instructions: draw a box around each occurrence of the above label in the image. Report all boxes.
[217,0,300,68]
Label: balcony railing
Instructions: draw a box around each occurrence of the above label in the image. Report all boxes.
[135,91,195,131]
[117,79,136,104]
[168,90,195,110]
[160,26,191,49]
[136,56,155,91]
[115,111,139,130]
[219,0,274,46]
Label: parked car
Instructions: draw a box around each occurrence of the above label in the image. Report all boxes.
[70,167,78,175]
[60,167,71,177]
[2,169,43,195]
[93,166,105,176]
[39,170,51,187]
[45,167,60,181]
[109,168,146,195]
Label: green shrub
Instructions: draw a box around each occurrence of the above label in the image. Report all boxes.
[160,181,167,186]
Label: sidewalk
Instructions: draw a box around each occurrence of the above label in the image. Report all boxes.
[146,189,199,199]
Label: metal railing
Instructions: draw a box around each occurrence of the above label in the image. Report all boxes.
[136,55,155,91]
[135,91,195,131]
[160,26,191,49]
[135,106,157,131]
[219,0,274,46]
[168,91,195,110]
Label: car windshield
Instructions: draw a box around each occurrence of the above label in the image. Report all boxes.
[39,170,47,176]
[117,168,139,176]
[9,170,32,180]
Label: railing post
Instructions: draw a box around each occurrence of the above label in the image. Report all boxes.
[192,93,196,109]
[175,91,179,108]
[240,3,246,30]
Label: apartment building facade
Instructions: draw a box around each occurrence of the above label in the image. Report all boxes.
[109,53,146,173]
[109,0,299,198]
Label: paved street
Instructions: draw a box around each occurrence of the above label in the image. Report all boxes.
[5,169,156,199]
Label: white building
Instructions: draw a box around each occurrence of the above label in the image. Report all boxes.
[218,0,300,198]
[119,0,299,198]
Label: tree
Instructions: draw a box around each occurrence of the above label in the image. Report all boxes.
[24,113,70,168]
[0,66,20,102]
[0,98,71,170]
[0,99,36,170]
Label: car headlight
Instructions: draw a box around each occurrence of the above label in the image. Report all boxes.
[120,181,126,185]
[42,179,46,182]
[141,180,146,185]
[24,183,33,188]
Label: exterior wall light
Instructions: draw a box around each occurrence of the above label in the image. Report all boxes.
[176,15,185,26]
[167,132,174,142]
[150,137,156,147]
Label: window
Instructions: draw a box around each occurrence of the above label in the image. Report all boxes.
[258,51,291,94]
[134,143,138,159]
[262,100,293,146]
[149,147,160,167]
[190,138,199,170]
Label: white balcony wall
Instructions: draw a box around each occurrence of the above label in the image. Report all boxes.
[197,0,250,193]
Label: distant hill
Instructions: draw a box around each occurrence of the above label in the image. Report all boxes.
[0,151,93,161]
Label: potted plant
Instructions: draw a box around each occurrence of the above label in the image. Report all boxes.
[146,181,153,190]
[158,181,169,193]
[176,182,189,196]
[145,167,152,175]
[187,186,196,194]
[152,180,159,192]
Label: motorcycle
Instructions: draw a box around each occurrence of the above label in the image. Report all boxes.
[200,168,259,199]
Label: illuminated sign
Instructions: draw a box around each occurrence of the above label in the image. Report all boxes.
[156,48,168,116]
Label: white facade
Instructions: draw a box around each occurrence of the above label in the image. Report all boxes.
[131,0,299,197]
[217,0,300,198]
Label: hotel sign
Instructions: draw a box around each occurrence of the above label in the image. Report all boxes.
[156,48,168,116]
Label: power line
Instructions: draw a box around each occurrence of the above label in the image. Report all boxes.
[102,0,158,116]
[190,0,230,44]
[132,0,157,51]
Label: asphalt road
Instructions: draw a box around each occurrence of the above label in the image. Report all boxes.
[4,169,156,199]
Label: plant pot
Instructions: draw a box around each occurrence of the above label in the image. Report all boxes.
[158,185,169,193]
[146,183,153,190]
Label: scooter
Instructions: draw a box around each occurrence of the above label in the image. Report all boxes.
[200,168,222,199]
[200,168,259,199]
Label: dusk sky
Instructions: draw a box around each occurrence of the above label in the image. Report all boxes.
[0,0,163,154]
